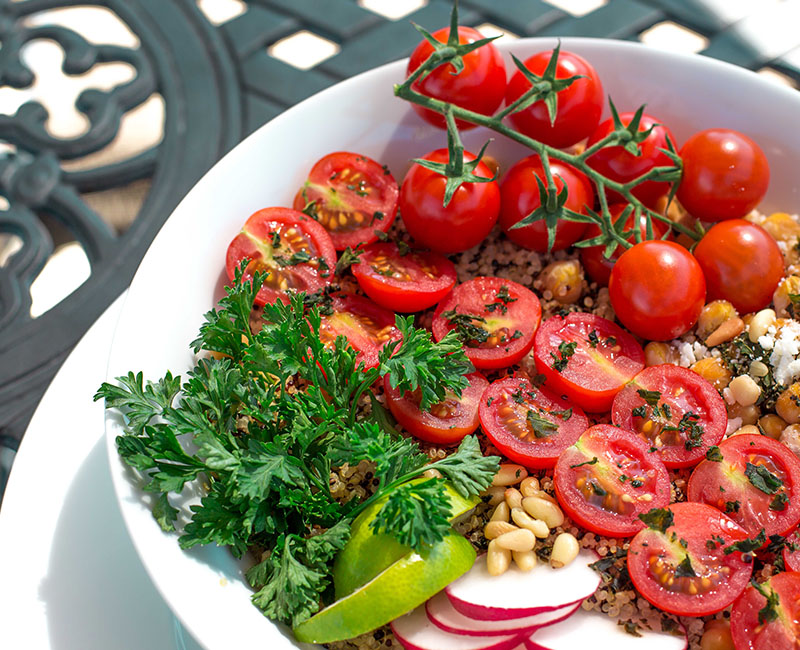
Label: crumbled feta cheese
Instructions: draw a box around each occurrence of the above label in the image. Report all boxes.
[758,324,777,351]
[768,320,800,385]
[722,387,735,405]
[674,341,699,367]
[726,417,743,435]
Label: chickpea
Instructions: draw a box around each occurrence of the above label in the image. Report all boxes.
[540,260,583,305]
[773,275,800,318]
[759,414,787,440]
[691,357,732,390]
[699,619,734,650]
[727,402,760,426]
[761,212,800,244]
[729,375,761,406]
[776,383,800,424]
[696,300,738,340]
[644,341,678,367]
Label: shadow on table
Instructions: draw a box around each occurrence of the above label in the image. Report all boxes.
[38,438,201,650]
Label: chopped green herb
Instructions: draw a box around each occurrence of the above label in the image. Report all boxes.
[334,246,361,275]
[725,500,741,513]
[570,457,598,469]
[674,555,696,578]
[526,410,559,438]
[551,341,577,372]
[745,462,783,495]
[639,507,674,533]
[724,529,767,555]
[706,445,723,462]
[770,491,789,511]
[443,309,490,346]
[752,579,781,625]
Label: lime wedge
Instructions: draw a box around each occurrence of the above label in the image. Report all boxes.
[293,531,476,644]
[333,481,478,599]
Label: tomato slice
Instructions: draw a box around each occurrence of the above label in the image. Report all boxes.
[292,152,399,250]
[783,529,800,572]
[351,242,457,313]
[627,502,753,617]
[532,312,644,413]
[432,277,542,370]
[318,293,401,370]
[479,377,588,469]
[687,434,800,540]
[731,572,800,650]
[384,372,488,445]
[225,207,336,306]
[554,424,670,538]
[611,365,727,469]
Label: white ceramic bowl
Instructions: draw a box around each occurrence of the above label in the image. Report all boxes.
[105,37,800,649]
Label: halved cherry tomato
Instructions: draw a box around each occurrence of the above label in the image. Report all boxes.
[533,312,644,413]
[586,112,676,207]
[225,207,336,306]
[611,365,727,469]
[351,242,456,313]
[554,424,670,537]
[627,502,753,617]
[407,26,506,131]
[609,240,706,341]
[432,277,541,370]
[692,219,784,315]
[783,529,800,572]
[505,49,604,149]
[731,572,800,650]
[579,204,670,286]
[678,128,770,223]
[384,372,488,445]
[687,434,800,539]
[479,377,589,469]
[499,154,593,253]
[292,152,399,250]
[400,148,500,254]
[318,293,401,370]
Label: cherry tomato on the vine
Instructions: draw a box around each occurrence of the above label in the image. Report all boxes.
[586,112,676,207]
[579,204,670,286]
[499,154,593,253]
[609,240,705,341]
[292,152,398,250]
[406,26,506,131]
[692,219,784,314]
[505,49,604,149]
[678,128,769,223]
[400,148,500,254]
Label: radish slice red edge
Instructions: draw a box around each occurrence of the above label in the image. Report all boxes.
[524,608,689,650]
[445,550,601,621]
[426,590,581,637]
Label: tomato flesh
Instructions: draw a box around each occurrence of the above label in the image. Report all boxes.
[731,572,800,650]
[318,293,401,370]
[479,377,589,469]
[432,277,541,370]
[693,219,784,315]
[384,372,488,445]
[554,424,670,537]
[533,312,644,413]
[627,502,753,616]
[783,529,800,573]
[225,207,336,306]
[611,365,727,469]
[687,434,800,539]
[351,242,456,313]
[293,152,399,250]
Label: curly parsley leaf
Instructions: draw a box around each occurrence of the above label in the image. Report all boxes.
[427,434,499,498]
[370,478,452,549]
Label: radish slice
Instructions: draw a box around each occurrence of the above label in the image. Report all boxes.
[446,550,600,620]
[391,603,526,650]
[525,609,688,650]
[426,591,580,637]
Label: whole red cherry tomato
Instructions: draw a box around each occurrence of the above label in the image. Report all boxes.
[499,154,593,252]
[400,148,500,254]
[692,219,784,314]
[580,204,670,286]
[505,49,604,148]
[406,26,506,130]
[586,112,676,207]
[609,240,705,341]
[678,129,769,223]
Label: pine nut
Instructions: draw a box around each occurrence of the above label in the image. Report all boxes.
[748,309,776,342]
[513,549,537,572]
[729,375,761,406]
[495,528,536,552]
[484,521,518,539]
[522,496,564,529]
[511,508,550,538]
[550,532,579,568]
[520,476,540,497]
[731,424,760,437]
[482,486,505,506]
[492,463,528,487]
[422,468,443,479]
[505,487,523,510]
[487,540,512,576]
[705,317,744,348]
[491,501,510,523]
